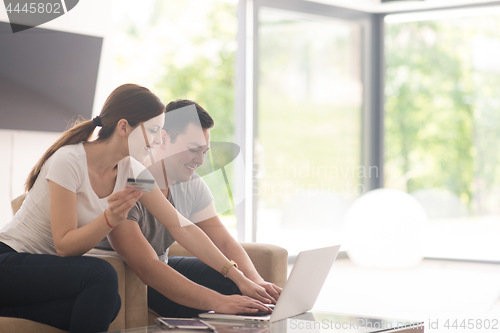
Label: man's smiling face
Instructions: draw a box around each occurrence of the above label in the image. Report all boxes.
[154,122,210,183]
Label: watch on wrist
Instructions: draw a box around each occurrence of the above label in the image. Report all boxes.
[221,260,238,277]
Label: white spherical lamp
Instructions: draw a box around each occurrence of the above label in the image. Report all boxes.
[344,188,428,268]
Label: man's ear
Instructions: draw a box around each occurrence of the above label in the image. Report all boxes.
[161,130,170,146]
[116,119,130,137]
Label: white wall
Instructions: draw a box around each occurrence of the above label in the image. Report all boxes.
[0,132,13,226]
[0,1,115,227]
[0,130,61,227]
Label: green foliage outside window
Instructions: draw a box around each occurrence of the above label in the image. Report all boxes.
[114,0,236,144]
[385,15,500,215]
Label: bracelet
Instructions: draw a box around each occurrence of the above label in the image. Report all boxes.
[104,209,115,229]
[221,260,238,277]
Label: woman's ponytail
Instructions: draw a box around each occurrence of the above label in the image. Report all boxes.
[25,117,98,191]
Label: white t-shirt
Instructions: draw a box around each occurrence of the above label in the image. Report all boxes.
[0,142,146,255]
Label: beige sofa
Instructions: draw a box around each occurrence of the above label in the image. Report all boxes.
[0,195,288,333]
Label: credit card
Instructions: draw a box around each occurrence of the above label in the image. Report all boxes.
[127,178,154,193]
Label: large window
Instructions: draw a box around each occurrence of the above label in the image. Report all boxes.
[256,8,364,255]
[385,7,500,261]
[111,0,500,261]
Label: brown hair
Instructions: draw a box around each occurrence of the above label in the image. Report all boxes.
[164,99,214,143]
[25,84,165,191]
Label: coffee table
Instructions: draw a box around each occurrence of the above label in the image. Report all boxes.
[108,311,424,333]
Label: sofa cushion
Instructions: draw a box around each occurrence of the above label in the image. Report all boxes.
[0,317,67,333]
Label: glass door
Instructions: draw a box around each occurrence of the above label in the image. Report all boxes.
[254,5,366,255]
[384,7,500,261]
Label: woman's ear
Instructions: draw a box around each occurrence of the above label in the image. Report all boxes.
[116,119,130,137]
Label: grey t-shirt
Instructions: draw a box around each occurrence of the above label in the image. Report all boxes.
[96,173,213,262]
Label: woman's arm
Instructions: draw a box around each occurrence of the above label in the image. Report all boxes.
[139,189,274,304]
[107,219,271,314]
[49,181,141,256]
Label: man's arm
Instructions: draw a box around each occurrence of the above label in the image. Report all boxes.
[192,202,282,302]
[107,219,272,314]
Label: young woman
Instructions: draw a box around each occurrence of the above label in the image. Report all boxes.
[0,84,164,333]
[0,84,271,333]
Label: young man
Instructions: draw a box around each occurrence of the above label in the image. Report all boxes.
[96,100,281,317]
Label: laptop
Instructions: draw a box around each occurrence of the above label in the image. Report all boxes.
[199,245,340,323]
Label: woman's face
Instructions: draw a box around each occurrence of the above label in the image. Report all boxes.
[127,113,165,162]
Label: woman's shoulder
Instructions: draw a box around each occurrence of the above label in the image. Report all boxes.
[52,142,85,160]
[44,143,86,170]
[40,142,86,192]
